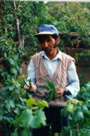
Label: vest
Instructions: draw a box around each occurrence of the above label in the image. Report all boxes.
[31,51,75,99]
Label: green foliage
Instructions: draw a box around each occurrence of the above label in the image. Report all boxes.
[78,82,90,102]
[0,1,90,135]
[45,80,57,102]
[47,3,90,35]
[0,2,51,135]
[30,109,46,128]
[0,37,23,82]
[1,1,90,57]
[0,36,48,135]
[11,98,48,136]
[26,97,48,109]
[62,82,90,136]
[14,109,33,128]
[0,77,48,135]
[47,2,90,48]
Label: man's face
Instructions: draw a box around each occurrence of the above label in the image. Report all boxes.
[38,35,58,55]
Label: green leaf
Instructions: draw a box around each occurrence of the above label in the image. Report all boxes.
[26,98,37,107]
[37,100,48,109]
[82,105,88,113]
[11,68,18,75]
[9,58,15,65]
[21,128,30,136]
[11,128,18,136]
[46,80,56,92]
[66,103,75,113]
[14,109,33,128]
[5,99,15,111]
[45,80,57,101]
[31,109,46,128]
[76,111,84,120]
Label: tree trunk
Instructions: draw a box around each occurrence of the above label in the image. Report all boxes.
[13,0,23,47]
[0,0,5,34]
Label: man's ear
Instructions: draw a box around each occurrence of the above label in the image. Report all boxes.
[55,37,60,45]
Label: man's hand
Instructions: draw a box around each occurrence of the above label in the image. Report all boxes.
[24,83,37,93]
[56,87,65,96]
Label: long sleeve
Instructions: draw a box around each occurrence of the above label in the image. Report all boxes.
[27,59,36,84]
[66,61,80,98]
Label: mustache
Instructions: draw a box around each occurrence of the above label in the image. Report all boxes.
[42,48,52,55]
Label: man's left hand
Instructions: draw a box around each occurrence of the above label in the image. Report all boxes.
[56,87,65,96]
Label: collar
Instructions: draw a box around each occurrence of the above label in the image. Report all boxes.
[40,50,63,61]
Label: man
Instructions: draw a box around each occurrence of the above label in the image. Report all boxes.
[25,24,80,136]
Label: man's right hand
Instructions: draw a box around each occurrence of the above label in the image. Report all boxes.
[24,83,37,93]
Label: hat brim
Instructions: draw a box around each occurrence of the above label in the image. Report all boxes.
[35,32,57,36]
[35,32,60,36]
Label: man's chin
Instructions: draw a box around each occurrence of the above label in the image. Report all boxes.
[44,51,51,56]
